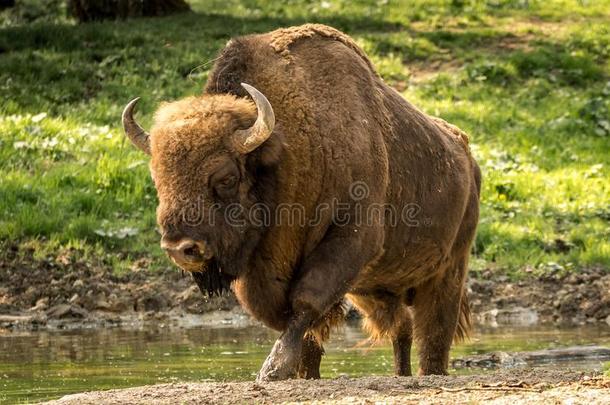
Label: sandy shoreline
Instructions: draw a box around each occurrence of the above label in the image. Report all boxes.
[43,369,610,404]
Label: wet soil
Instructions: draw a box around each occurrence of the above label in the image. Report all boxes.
[1,243,609,330]
[44,370,609,404]
[469,266,610,327]
[0,244,239,330]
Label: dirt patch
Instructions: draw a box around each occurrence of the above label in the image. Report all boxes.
[469,266,610,327]
[0,243,609,330]
[401,15,583,84]
[44,370,609,404]
[0,243,239,330]
[403,31,538,85]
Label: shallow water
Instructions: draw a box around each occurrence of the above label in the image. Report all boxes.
[0,323,608,403]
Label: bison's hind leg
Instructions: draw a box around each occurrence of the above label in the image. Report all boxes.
[412,255,470,375]
[347,292,413,376]
[390,305,413,376]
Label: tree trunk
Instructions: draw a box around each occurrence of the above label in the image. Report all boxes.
[0,0,15,11]
[68,0,190,22]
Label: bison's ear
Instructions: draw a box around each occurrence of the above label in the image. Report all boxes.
[122,98,151,155]
[251,128,284,168]
[232,83,275,154]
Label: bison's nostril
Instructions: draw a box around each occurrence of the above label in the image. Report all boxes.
[161,238,209,264]
[183,245,199,257]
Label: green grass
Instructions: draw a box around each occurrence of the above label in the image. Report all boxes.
[0,0,609,276]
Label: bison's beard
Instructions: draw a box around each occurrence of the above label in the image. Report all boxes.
[190,217,265,298]
[191,259,235,297]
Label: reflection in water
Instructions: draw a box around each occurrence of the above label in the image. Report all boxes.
[0,323,608,403]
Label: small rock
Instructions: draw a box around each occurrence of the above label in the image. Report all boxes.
[28,297,49,312]
[136,294,168,312]
[95,299,111,310]
[106,293,128,312]
[46,304,88,319]
[478,307,539,327]
[365,382,380,390]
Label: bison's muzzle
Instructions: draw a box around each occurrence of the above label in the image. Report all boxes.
[160,237,211,271]
[161,237,234,297]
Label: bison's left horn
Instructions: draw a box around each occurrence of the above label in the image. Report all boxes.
[122,97,151,155]
[233,83,275,154]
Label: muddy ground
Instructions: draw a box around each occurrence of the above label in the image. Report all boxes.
[45,370,609,404]
[1,244,609,330]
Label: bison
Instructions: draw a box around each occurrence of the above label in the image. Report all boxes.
[122,24,481,381]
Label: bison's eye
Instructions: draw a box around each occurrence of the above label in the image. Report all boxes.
[214,174,239,199]
[218,175,237,188]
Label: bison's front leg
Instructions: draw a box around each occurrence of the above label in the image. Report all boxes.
[257,225,381,382]
[258,326,323,381]
[256,317,309,381]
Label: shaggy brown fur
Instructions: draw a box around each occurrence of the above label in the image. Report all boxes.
[136,23,481,380]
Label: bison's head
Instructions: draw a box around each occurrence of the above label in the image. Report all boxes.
[122,84,281,293]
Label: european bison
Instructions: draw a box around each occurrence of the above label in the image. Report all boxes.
[122,24,481,381]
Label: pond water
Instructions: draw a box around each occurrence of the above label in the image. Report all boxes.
[0,322,609,403]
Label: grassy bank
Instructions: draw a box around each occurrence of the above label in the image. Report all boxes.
[0,0,608,277]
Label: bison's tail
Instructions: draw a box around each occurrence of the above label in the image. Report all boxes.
[454,290,471,343]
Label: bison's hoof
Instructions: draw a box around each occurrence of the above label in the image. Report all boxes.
[256,366,296,382]
[256,339,300,382]
[256,356,298,382]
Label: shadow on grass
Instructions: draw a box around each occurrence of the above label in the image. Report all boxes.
[0,11,406,120]
[1,9,605,120]
[0,11,404,53]
[404,29,605,87]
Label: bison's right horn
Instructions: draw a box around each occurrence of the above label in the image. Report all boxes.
[233,83,275,154]
[122,97,151,155]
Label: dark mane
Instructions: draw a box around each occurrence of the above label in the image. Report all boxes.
[205,38,254,96]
